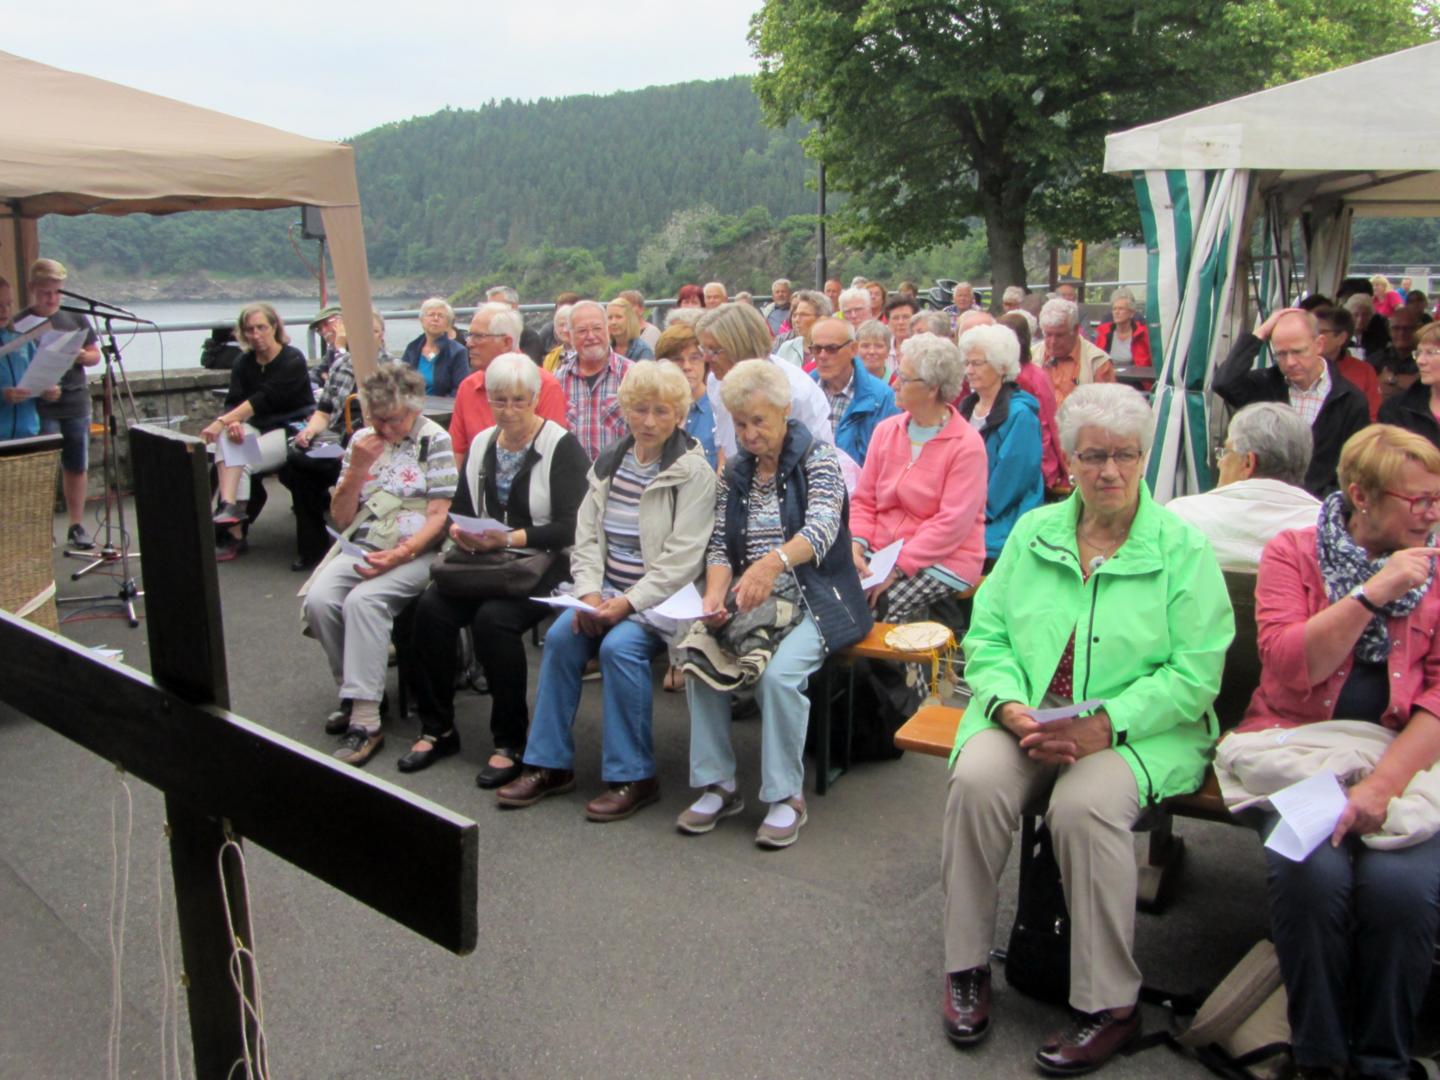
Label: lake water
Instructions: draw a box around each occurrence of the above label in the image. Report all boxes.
[95,297,430,374]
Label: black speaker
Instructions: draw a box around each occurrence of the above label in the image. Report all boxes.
[300,205,326,240]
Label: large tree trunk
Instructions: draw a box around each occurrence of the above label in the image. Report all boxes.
[982,201,1028,312]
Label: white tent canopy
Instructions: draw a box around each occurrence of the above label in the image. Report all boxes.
[1102,42,1440,500]
[0,50,376,375]
[1106,41,1440,218]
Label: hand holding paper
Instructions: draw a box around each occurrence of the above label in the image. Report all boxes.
[531,593,598,613]
[16,328,86,394]
[326,526,368,559]
[449,513,508,535]
[652,583,723,621]
[1265,772,1348,862]
[861,539,903,589]
[220,433,264,468]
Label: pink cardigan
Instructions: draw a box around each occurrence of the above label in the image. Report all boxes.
[849,407,987,587]
[1239,526,1440,733]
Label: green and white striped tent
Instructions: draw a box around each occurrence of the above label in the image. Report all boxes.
[1105,42,1440,502]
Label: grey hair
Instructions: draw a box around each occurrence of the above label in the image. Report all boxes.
[856,318,891,345]
[771,278,791,292]
[478,302,523,348]
[1002,285,1026,305]
[1110,286,1136,305]
[850,276,869,288]
[1039,298,1080,331]
[665,306,704,329]
[791,289,833,317]
[420,296,455,322]
[953,280,973,295]
[958,324,1021,382]
[1017,309,1039,338]
[1226,402,1313,487]
[486,285,520,306]
[553,303,573,329]
[719,358,792,413]
[1344,292,1373,315]
[838,286,872,313]
[901,333,965,402]
[912,310,952,337]
[1057,383,1154,456]
[361,362,427,416]
[485,352,542,400]
[570,299,607,325]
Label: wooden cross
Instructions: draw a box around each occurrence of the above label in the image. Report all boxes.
[0,424,477,1077]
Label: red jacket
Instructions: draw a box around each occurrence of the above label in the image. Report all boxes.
[849,406,988,587]
[1239,527,1440,734]
[449,366,570,461]
[1094,320,1153,367]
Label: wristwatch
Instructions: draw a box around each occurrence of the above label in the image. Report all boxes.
[1349,583,1384,615]
[774,548,793,572]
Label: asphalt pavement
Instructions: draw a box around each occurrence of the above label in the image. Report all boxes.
[1,505,1434,1079]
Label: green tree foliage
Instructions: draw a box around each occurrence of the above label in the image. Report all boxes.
[749,0,1436,294]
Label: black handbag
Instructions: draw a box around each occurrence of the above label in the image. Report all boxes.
[428,546,557,600]
[1003,818,1071,1005]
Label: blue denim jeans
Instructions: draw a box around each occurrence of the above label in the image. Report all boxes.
[522,610,666,782]
[686,615,824,804]
[1263,814,1440,1078]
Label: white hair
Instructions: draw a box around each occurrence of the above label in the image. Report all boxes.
[1039,298,1080,331]
[719,358,792,413]
[958,324,1021,382]
[1002,285,1026,305]
[855,318,891,345]
[486,285,520,306]
[771,278,791,292]
[485,352,542,400]
[900,333,965,402]
[420,296,455,322]
[478,302,523,348]
[838,286,872,312]
[1226,402,1313,487]
[1057,384,1154,456]
[665,306,704,329]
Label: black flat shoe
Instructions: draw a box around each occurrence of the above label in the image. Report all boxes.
[397,730,460,773]
[475,748,524,789]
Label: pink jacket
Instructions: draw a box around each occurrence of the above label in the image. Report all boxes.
[1239,527,1440,733]
[849,407,988,587]
[1015,362,1064,489]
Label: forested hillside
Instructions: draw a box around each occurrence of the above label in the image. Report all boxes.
[36,73,1435,298]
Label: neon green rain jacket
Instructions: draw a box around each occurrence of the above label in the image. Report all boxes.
[955,485,1236,807]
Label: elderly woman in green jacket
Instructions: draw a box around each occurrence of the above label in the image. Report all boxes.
[939,384,1234,1075]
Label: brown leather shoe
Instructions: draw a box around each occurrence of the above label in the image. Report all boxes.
[584,777,660,822]
[941,966,991,1046]
[495,767,575,807]
[1035,1007,1141,1075]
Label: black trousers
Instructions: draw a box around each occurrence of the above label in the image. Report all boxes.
[277,458,342,566]
[410,584,552,749]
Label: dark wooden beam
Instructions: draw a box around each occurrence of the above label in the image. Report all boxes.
[0,611,478,953]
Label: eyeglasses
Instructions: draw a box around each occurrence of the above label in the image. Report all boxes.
[1214,442,1236,460]
[811,342,851,355]
[1383,489,1440,515]
[1073,448,1143,468]
[699,346,728,360]
[1417,346,1440,360]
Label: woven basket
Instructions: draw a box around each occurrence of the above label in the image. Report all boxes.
[0,444,62,632]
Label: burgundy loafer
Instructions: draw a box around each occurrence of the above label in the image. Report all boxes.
[941,966,991,1046]
[1035,1007,1141,1076]
[584,777,660,822]
[495,767,575,808]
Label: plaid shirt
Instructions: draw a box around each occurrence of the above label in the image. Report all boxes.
[1287,366,1331,427]
[823,373,854,431]
[315,351,356,435]
[558,350,634,461]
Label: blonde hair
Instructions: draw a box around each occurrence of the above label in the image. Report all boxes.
[28,257,67,284]
[1339,424,1440,505]
[654,322,698,362]
[618,359,690,416]
[695,302,773,364]
[607,298,642,342]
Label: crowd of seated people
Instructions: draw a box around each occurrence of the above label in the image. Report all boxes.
[58,271,1433,1071]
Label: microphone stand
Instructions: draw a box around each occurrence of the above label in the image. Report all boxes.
[57,301,146,627]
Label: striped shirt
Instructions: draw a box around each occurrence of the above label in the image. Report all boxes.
[1287,367,1331,427]
[342,417,457,548]
[706,441,846,602]
[602,450,661,592]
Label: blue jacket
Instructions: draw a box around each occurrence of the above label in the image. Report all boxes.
[958,384,1044,559]
[0,328,39,440]
[400,334,469,397]
[722,421,873,654]
[811,358,900,465]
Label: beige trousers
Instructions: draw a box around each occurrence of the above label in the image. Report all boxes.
[941,726,1143,1013]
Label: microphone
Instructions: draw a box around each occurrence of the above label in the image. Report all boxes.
[59,304,149,323]
[60,289,136,316]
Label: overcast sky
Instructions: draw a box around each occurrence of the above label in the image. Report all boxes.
[8,0,763,140]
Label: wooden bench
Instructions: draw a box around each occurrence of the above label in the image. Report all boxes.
[893,570,1258,911]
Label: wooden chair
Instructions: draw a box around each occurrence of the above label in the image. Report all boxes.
[0,434,64,632]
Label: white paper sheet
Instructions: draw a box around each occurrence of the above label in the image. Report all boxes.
[305,442,345,459]
[531,594,598,612]
[13,314,47,333]
[219,433,264,468]
[16,328,86,394]
[326,526,369,559]
[1031,698,1106,725]
[1264,771,1348,862]
[861,539,904,589]
[651,583,720,621]
[449,513,508,535]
